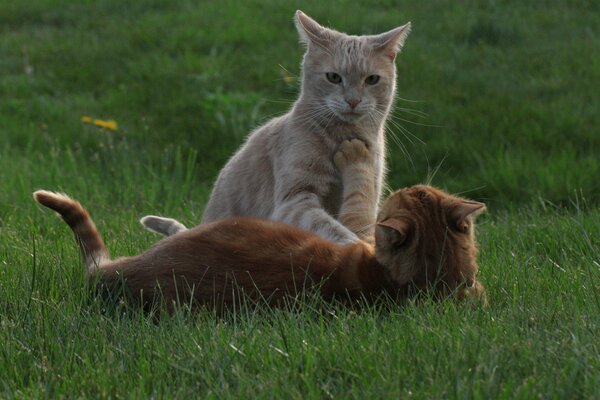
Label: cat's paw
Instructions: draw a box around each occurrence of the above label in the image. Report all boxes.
[334,139,371,170]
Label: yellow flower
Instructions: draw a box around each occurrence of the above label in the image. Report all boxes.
[81,116,118,131]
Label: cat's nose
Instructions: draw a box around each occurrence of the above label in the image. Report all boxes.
[345,98,361,110]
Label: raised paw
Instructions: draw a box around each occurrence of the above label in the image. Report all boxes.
[334,138,371,171]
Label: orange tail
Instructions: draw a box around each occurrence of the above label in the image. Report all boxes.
[33,190,110,273]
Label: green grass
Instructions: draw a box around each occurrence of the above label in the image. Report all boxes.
[1,0,599,398]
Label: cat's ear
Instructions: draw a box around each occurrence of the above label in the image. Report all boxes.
[295,10,333,49]
[450,200,486,232]
[376,218,410,247]
[371,22,412,61]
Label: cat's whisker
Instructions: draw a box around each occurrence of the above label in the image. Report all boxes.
[265,98,297,105]
[394,96,426,103]
[297,103,337,132]
[392,136,416,170]
[293,106,332,128]
[383,115,417,146]
[294,110,326,125]
[302,108,335,132]
[425,155,447,185]
[395,107,429,119]
[264,98,335,123]
[375,116,423,173]
[322,110,337,132]
[278,64,298,77]
[452,185,488,197]
[378,119,414,167]
[390,114,442,129]
[382,181,395,197]
[390,118,426,147]
[366,110,412,163]
[374,107,425,146]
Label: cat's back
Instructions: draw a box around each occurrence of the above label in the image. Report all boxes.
[202,115,289,223]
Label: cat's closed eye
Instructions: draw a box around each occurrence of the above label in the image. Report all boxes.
[365,74,380,85]
[326,72,342,84]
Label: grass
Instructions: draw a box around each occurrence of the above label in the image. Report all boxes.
[1,0,599,398]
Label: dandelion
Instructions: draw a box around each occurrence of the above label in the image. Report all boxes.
[81,116,118,131]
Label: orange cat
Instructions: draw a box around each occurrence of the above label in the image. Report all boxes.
[33,184,485,311]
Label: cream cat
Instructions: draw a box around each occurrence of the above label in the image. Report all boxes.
[142,11,411,244]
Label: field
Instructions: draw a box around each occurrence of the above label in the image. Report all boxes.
[1,1,599,398]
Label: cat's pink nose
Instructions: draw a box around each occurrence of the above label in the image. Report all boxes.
[345,99,361,110]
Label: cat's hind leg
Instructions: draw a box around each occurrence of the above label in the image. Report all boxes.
[140,215,188,237]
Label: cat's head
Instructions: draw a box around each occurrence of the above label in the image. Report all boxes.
[374,185,486,298]
[295,11,411,125]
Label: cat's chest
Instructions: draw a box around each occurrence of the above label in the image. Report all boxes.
[322,175,344,214]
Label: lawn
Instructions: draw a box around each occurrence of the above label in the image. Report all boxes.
[1,0,599,398]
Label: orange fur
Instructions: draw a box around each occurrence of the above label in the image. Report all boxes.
[33,185,486,311]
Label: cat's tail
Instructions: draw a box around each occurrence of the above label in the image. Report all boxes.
[140,215,188,237]
[33,190,110,273]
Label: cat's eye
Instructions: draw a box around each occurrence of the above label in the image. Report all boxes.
[326,72,342,84]
[365,75,380,85]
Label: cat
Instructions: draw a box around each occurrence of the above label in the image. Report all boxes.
[142,10,412,244]
[34,141,486,311]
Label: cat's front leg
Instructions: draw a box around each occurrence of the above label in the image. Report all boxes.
[271,154,360,245]
[334,139,377,244]
[271,193,359,244]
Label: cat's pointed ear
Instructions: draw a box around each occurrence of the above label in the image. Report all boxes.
[371,22,412,61]
[451,200,486,232]
[295,10,332,49]
[376,218,410,247]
